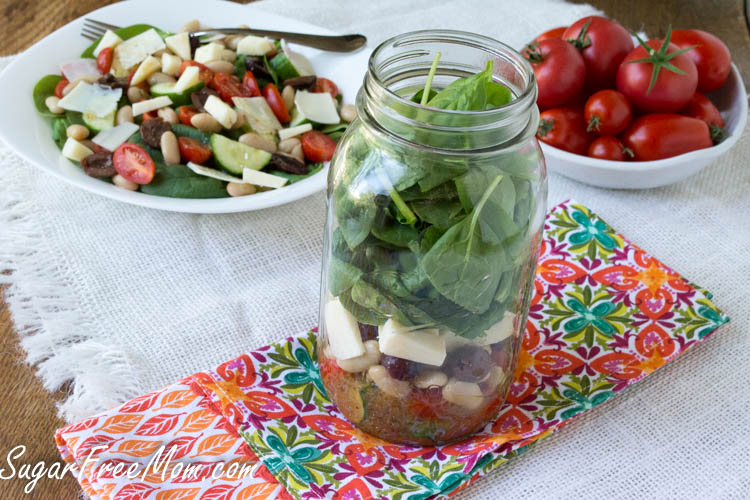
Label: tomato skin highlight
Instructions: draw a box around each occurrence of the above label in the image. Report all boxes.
[262,83,290,123]
[179,60,214,85]
[96,46,114,74]
[621,114,712,161]
[536,26,567,42]
[314,77,339,98]
[536,108,590,155]
[587,137,630,161]
[680,92,724,128]
[241,71,261,97]
[210,72,251,103]
[523,38,585,111]
[112,142,156,184]
[54,79,69,99]
[564,16,634,91]
[178,136,212,164]
[617,40,698,113]
[301,130,336,162]
[671,29,731,93]
[584,89,632,136]
[178,106,199,127]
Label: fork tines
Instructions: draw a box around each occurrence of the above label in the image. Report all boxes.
[81,18,121,41]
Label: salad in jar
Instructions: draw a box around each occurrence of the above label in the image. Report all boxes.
[32,21,352,198]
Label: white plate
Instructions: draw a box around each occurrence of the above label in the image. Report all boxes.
[542,64,748,189]
[0,0,370,213]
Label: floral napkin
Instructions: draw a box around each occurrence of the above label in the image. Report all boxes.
[56,200,729,500]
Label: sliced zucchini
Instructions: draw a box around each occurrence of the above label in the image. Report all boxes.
[288,106,309,127]
[83,110,115,133]
[210,133,271,175]
[150,82,204,106]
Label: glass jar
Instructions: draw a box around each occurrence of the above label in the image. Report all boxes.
[317,30,547,445]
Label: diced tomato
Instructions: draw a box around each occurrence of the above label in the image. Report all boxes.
[300,130,336,162]
[178,106,199,126]
[314,77,339,98]
[179,60,214,85]
[177,136,212,164]
[210,72,251,103]
[241,71,261,97]
[112,143,155,184]
[96,46,114,74]
[54,79,69,99]
[262,83,290,123]
[141,110,158,122]
[89,142,111,155]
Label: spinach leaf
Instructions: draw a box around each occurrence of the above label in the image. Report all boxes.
[426,60,493,111]
[484,81,513,109]
[319,123,348,141]
[268,164,323,184]
[371,216,420,248]
[140,163,228,198]
[455,167,519,244]
[411,88,437,104]
[81,24,170,58]
[263,55,279,86]
[411,199,465,230]
[33,75,63,118]
[328,257,363,296]
[127,132,164,163]
[171,123,211,145]
[50,111,85,149]
[340,288,387,326]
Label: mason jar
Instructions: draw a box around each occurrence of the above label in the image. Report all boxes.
[317,30,547,445]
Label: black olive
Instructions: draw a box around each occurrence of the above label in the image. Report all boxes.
[268,153,308,175]
[357,322,378,342]
[191,87,219,113]
[446,345,492,382]
[96,74,128,90]
[81,153,115,178]
[140,118,172,148]
[381,354,418,381]
[245,56,272,81]
[282,75,317,90]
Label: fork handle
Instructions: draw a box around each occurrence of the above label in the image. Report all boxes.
[192,28,366,52]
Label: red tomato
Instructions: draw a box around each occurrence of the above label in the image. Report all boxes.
[588,137,632,161]
[241,71,261,97]
[210,73,251,103]
[564,16,634,91]
[523,39,585,110]
[536,26,567,42]
[621,114,712,161]
[617,31,698,113]
[112,143,155,184]
[262,83,290,123]
[141,110,158,122]
[300,130,336,162]
[536,108,590,154]
[179,60,214,85]
[96,46,114,74]
[584,89,632,135]
[680,92,724,128]
[671,29,731,93]
[178,106,199,127]
[54,79,69,99]
[314,77,339,98]
[177,137,212,164]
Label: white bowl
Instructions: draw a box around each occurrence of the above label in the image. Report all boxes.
[541,64,748,189]
[0,0,370,213]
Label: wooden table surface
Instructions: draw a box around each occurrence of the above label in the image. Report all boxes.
[0,1,748,498]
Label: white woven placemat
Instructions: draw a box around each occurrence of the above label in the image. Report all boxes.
[1,1,749,498]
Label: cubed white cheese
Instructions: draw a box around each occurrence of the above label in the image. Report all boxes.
[161,53,182,76]
[194,42,225,64]
[92,122,139,152]
[278,123,312,141]
[129,55,161,86]
[241,168,288,189]
[93,30,122,57]
[187,162,244,183]
[132,96,172,116]
[442,380,484,410]
[379,319,446,366]
[204,95,238,129]
[483,312,516,344]
[113,28,165,70]
[173,65,200,93]
[221,49,236,62]
[165,32,191,61]
[233,97,282,133]
[236,35,274,56]
[62,137,93,162]
[325,298,365,360]
[294,90,340,125]
[58,82,122,118]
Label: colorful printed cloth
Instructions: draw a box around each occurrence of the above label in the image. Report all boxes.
[56,200,729,500]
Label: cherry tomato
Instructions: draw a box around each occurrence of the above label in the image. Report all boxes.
[96,46,114,74]
[112,143,155,184]
[301,130,336,162]
[621,114,712,161]
[179,60,214,85]
[680,92,724,128]
[587,137,632,161]
[536,108,590,154]
[241,71,261,97]
[314,77,339,98]
[141,110,158,122]
[178,106,199,127]
[262,83,290,123]
[671,29,731,93]
[210,73,251,103]
[523,39,585,110]
[535,26,567,42]
[54,79,69,99]
[584,89,632,136]
[178,136,212,164]
[564,16,634,91]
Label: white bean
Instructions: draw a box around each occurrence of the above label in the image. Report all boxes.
[442,379,484,410]
[205,60,234,74]
[414,370,448,389]
[180,19,200,33]
[480,366,506,393]
[113,174,138,191]
[157,107,179,125]
[148,72,176,86]
[45,96,64,114]
[160,131,180,165]
[238,132,277,153]
[278,137,300,154]
[224,35,241,51]
[226,182,256,197]
[66,124,89,141]
[367,365,410,398]
[340,104,357,123]
[127,86,148,104]
[281,85,295,111]
[116,105,134,125]
[190,113,222,133]
[337,340,381,373]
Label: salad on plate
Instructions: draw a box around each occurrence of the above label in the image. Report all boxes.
[32,21,353,198]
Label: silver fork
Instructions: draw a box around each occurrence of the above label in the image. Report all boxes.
[81,18,366,52]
